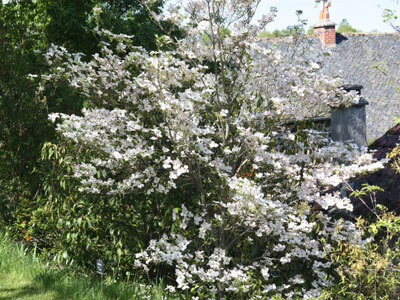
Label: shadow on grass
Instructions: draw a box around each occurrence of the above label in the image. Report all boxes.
[0,285,49,300]
[0,268,178,300]
[30,269,135,300]
[0,268,165,300]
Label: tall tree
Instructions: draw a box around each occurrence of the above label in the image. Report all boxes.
[337,18,359,33]
[42,0,169,54]
[0,0,168,226]
[0,1,51,222]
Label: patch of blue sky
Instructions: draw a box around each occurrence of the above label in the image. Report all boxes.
[256,0,400,33]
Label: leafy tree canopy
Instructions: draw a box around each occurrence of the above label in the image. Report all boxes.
[40,0,169,54]
[259,10,307,38]
[337,18,359,33]
[259,26,305,38]
[0,0,170,226]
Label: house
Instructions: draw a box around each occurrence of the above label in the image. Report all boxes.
[260,1,400,215]
[261,1,400,146]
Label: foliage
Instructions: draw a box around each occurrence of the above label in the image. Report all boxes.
[41,0,172,54]
[0,1,55,227]
[322,122,400,299]
[389,138,400,175]
[24,140,180,279]
[259,27,305,38]
[305,19,359,36]
[321,200,400,300]
[0,231,178,300]
[336,19,359,34]
[307,26,315,36]
[0,0,171,230]
[36,0,387,298]
[383,8,400,32]
[259,10,307,38]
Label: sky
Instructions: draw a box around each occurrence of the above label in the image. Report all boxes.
[256,0,400,33]
[1,0,398,33]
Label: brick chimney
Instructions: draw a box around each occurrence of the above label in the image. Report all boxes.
[314,0,336,47]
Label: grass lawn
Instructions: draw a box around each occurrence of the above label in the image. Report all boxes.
[0,232,174,300]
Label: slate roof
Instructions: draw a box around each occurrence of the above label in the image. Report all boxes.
[369,123,400,160]
[260,33,400,142]
[313,33,400,215]
[321,33,400,142]
[259,33,400,216]
[348,123,400,216]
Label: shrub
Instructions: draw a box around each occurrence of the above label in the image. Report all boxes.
[35,0,384,298]
[322,201,400,299]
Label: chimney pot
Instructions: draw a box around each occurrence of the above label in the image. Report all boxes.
[330,85,369,146]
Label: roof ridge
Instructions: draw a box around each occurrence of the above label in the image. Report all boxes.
[259,32,400,41]
[339,32,400,36]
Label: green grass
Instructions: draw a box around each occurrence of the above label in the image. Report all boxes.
[0,232,175,300]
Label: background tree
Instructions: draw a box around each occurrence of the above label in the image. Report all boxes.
[337,18,359,33]
[0,0,168,229]
[259,27,306,38]
[259,10,307,38]
[42,0,171,54]
[0,1,55,224]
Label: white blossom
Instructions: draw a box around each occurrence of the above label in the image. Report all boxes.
[42,0,382,297]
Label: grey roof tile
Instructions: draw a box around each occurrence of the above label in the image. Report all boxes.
[261,33,400,141]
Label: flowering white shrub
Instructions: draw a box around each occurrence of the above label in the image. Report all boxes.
[41,0,383,298]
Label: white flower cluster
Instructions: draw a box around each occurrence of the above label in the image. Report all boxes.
[42,0,382,298]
